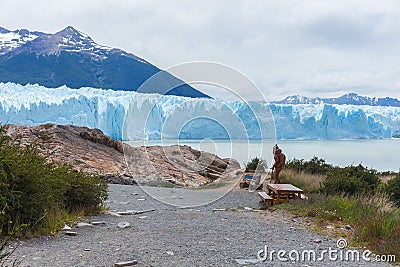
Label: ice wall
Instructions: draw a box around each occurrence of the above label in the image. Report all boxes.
[1,82,399,140]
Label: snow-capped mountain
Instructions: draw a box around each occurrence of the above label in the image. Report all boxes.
[0,27,44,55]
[273,93,400,107]
[2,26,143,61]
[0,26,208,98]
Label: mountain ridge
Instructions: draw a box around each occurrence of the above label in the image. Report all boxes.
[272,93,400,107]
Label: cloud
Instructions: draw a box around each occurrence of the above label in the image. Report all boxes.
[2,0,400,100]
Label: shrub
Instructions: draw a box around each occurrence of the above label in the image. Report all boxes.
[322,164,380,196]
[245,157,268,172]
[0,126,108,237]
[385,174,400,207]
[285,156,333,175]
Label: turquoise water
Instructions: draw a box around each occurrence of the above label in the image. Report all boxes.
[126,139,400,172]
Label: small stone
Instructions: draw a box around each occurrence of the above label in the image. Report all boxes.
[137,198,146,201]
[213,208,226,212]
[292,218,298,223]
[117,221,131,229]
[138,216,147,219]
[77,222,93,228]
[313,239,322,243]
[166,251,174,256]
[102,210,122,217]
[243,207,253,211]
[345,225,351,230]
[326,226,334,229]
[91,221,106,225]
[117,211,135,215]
[114,260,138,266]
[179,196,184,199]
[62,224,72,231]
[64,231,78,236]
[84,248,90,251]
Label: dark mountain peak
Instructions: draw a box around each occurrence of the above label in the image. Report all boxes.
[0,27,10,34]
[16,29,31,37]
[60,26,79,33]
[57,26,90,41]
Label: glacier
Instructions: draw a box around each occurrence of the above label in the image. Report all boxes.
[1,82,399,140]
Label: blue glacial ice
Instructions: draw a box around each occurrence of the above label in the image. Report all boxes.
[0,82,399,140]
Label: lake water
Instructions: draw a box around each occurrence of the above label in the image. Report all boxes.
[126,139,400,172]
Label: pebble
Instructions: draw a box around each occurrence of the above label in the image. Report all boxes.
[313,239,322,243]
[91,221,106,225]
[64,231,78,236]
[62,224,72,231]
[117,221,131,229]
[114,260,138,266]
[166,251,174,256]
[77,222,93,228]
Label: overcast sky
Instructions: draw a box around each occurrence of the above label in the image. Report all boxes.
[2,0,400,101]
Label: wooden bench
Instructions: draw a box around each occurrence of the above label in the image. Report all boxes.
[266,183,304,204]
[258,191,274,206]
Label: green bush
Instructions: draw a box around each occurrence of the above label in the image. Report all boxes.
[245,157,268,172]
[385,174,400,207]
[322,164,380,196]
[0,127,108,237]
[285,156,333,175]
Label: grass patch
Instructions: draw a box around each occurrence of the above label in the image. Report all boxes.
[279,169,323,193]
[279,193,399,262]
[277,157,400,262]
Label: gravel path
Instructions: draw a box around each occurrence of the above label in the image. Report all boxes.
[6,184,393,267]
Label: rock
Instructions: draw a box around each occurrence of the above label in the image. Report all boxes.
[116,209,154,216]
[4,124,127,179]
[117,222,131,229]
[243,207,253,211]
[166,251,174,256]
[84,249,91,251]
[345,225,351,230]
[313,239,322,243]
[77,222,93,228]
[114,260,138,266]
[138,216,147,219]
[62,224,72,231]
[91,221,106,225]
[102,210,122,217]
[64,231,78,236]
[116,211,136,215]
[212,208,226,212]
[235,259,260,265]
[137,198,146,201]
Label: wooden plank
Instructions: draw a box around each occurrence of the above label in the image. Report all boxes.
[267,183,304,193]
[258,191,273,206]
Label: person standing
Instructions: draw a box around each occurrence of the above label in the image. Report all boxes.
[272,145,286,184]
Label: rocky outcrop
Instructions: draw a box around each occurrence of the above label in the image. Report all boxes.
[4,124,240,187]
[124,145,240,187]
